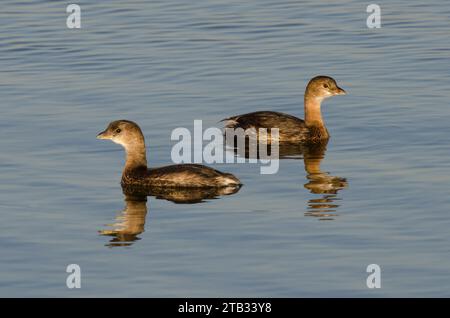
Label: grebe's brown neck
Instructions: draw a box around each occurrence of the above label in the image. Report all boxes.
[304,93,326,128]
[123,139,148,172]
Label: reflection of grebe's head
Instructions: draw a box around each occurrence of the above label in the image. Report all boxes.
[305,76,346,100]
[97,120,145,149]
[304,174,348,194]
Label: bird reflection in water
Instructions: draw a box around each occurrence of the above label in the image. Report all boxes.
[302,142,347,220]
[99,185,241,247]
[226,137,347,220]
[99,194,148,247]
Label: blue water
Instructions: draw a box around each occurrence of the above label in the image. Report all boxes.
[1,0,450,297]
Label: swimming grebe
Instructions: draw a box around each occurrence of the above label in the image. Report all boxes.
[222,76,346,143]
[97,120,241,188]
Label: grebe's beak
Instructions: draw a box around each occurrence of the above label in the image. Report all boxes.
[335,86,346,95]
[96,130,110,139]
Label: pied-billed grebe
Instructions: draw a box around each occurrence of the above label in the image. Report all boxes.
[97,120,241,188]
[222,76,346,143]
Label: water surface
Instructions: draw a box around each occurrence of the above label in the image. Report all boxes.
[1,0,450,297]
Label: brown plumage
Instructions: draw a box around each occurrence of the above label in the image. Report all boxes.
[97,120,241,188]
[223,76,346,143]
[121,163,241,188]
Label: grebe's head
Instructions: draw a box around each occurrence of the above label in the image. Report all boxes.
[97,120,145,149]
[305,76,346,100]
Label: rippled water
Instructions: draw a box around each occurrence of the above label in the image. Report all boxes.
[1,0,450,297]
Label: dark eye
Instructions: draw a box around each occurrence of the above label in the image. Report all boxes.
[323,84,329,88]
[115,128,121,134]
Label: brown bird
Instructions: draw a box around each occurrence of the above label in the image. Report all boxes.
[97,120,241,188]
[222,76,346,143]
